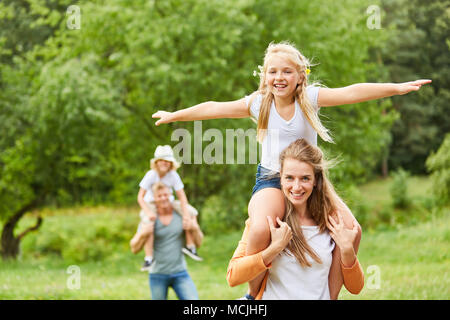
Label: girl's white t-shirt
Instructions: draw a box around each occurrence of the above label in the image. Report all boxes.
[139,170,184,203]
[245,86,320,172]
[261,226,335,300]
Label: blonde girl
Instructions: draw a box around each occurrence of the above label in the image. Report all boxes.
[152,41,431,295]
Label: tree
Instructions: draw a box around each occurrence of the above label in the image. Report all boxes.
[426,134,450,204]
[1,0,401,259]
[381,0,450,173]
[0,0,74,259]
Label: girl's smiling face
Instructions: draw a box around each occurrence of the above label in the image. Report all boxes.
[155,160,172,176]
[265,54,302,99]
[281,158,315,208]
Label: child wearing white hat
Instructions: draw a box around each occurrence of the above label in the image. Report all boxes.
[134,145,202,271]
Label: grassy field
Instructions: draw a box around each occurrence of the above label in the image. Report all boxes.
[358,175,434,208]
[0,176,448,300]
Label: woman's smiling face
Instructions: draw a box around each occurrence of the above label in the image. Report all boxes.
[281,158,315,208]
[265,54,302,99]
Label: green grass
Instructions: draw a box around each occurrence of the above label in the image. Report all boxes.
[359,175,433,208]
[0,176,448,299]
[340,213,449,299]
[1,212,448,300]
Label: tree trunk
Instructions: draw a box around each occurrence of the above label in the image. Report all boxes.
[1,200,42,260]
[1,223,20,259]
[381,156,389,178]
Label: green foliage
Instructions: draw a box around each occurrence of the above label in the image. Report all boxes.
[0,0,72,65]
[343,175,440,231]
[426,134,450,204]
[21,211,137,263]
[390,168,411,209]
[381,0,450,173]
[340,185,372,228]
[2,0,438,242]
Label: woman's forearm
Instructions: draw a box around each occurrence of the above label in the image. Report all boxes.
[340,244,356,268]
[227,221,270,287]
[261,242,284,266]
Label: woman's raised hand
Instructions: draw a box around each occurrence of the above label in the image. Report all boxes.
[327,211,358,251]
[396,79,432,95]
[267,216,292,251]
[152,111,174,126]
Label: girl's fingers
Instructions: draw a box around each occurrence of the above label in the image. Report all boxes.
[416,79,432,85]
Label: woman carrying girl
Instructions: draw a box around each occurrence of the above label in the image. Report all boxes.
[227,138,364,299]
[152,41,430,294]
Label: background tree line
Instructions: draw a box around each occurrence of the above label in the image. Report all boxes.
[0,0,448,259]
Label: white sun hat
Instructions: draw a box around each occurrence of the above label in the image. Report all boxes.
[150,145,181,170]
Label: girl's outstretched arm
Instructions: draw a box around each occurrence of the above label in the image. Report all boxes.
[318,79,432,107]
[152,98,249,126]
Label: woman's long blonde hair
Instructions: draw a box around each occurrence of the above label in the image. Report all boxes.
[279,138,339,267]
[251,42,333,143]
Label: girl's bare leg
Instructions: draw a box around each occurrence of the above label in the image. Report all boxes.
[246,188,285,297]
[185,230,194,247]
[129,221,154,254]
[144,232,155,257]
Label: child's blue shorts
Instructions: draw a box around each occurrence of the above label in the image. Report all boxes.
[251,163,281,197]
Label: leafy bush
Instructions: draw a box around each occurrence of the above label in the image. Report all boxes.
[21,211,137,263]
[390,168,412,209]
[426,134,450,205]
[200,193,248,234]
[340,185,372,229]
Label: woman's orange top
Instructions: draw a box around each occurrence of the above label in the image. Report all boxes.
[226,219,364,299]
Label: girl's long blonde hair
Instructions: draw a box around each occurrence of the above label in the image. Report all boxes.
[279,138,339,267]
[251,42,333,143]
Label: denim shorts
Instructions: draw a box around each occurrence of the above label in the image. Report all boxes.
[251,164,281,196]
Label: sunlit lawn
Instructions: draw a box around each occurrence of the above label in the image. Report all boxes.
[359,175,433,208]
[0,176,448,300]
